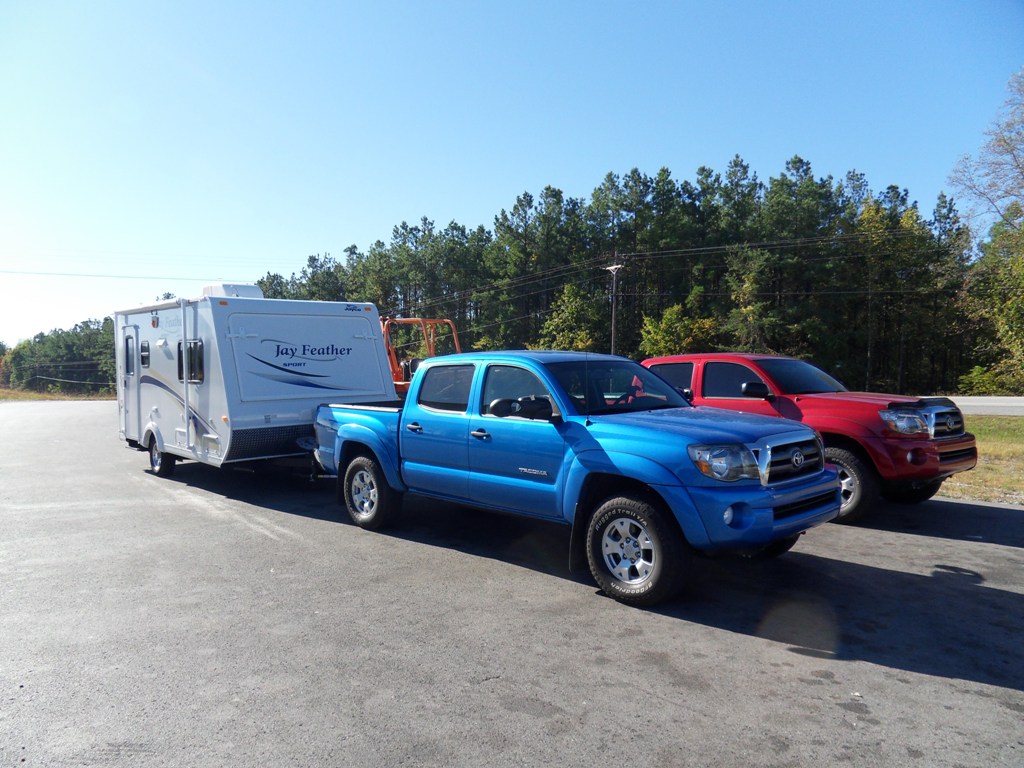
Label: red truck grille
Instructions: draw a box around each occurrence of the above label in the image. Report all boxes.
[930,408,966,438]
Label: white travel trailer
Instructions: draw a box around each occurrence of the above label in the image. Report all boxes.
[114,284,397,477]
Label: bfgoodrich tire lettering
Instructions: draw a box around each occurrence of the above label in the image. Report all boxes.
[585,495,689,607]
[342,454,400,530]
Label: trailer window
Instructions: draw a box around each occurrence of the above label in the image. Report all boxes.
[140,341,150,368]
[177,340,205,384]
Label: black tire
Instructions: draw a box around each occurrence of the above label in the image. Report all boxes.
[341,454,401,530]
[883,479,943,504]
[825,446,879,524]
[585,495,689,607]
[747,533,801,559]
[149,438,176,478]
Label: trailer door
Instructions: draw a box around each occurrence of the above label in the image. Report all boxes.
[119,325,142,441]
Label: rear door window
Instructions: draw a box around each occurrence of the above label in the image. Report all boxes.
[417,365,474,412]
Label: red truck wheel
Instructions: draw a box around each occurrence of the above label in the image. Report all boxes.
[825,447,879,524]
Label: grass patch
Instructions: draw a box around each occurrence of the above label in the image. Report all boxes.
[939,416,1024,505]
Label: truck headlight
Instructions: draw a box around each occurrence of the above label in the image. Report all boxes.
[880,409,929,436]
[688,445,760,482]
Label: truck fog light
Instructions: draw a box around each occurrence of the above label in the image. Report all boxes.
[907,448,926,466]
[723,506,735,525]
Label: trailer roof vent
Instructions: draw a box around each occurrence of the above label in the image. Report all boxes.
[203,284,264,299]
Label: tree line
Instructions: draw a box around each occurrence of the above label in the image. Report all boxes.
[3,72,1021,397]
[255,154,1015,395]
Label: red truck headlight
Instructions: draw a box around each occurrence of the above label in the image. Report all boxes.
[880,409,929,436]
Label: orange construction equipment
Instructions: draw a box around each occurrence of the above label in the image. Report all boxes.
[382,317,462,395]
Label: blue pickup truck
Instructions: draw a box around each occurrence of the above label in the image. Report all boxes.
[314,351,840,606]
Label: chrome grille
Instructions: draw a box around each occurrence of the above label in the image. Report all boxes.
[928,408,966,438]
[752,432,825,486]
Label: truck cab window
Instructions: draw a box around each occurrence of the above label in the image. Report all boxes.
[703,362,763,398]
[177,340,205,384]
[417,364,474,412]
[481,365,552,415]
[648,361,692,390]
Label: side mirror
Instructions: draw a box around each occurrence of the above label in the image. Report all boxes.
[517,395,553,421]
[741,381,772,399]
[679,387,694,402]
[487,396,555,421]
[488,398,517,417]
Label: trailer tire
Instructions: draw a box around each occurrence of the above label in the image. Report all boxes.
[149,438,176,478]
[585,494,688,607]
[342,454,400,530]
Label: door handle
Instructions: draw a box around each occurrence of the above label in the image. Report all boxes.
[470,429,490,440]
[406,422,423,433]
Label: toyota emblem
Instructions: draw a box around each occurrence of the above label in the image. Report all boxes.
[791,449,805,468]
[945,415,956,431]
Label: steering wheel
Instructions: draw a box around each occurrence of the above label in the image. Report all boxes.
[611,385,640,405]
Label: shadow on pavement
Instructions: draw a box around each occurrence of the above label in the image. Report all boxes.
[155,464,1024,693]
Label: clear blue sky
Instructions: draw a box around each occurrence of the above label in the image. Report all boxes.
[1,0,1022,347]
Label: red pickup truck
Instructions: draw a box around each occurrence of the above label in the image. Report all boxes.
[641,353,978,522]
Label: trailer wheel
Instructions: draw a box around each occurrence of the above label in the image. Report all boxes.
[149,438,176,478]
[585,495,689,607]
[342,454,400,530]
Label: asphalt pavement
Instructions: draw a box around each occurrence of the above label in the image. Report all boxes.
[1,401,1022,767]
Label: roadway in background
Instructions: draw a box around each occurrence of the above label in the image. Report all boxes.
[949,396,1024,416]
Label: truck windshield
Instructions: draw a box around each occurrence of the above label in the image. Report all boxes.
[547,360,691,415]
[757,358,848,394]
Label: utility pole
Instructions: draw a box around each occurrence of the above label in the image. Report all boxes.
[603,263,624,355]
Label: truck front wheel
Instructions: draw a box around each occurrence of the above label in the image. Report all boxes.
[149,438,176,478]
[341,454,400,530]
[825,447,879,524]
[585,495,688,607]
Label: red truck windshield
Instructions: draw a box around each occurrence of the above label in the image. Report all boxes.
[757,358,848,395]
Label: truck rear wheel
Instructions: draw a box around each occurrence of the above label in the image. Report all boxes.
[585,495,688,607]
[341,454,400,530]
[149,438,176,478]
[825,447,878,524]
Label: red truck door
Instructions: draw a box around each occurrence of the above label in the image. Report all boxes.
[695,360,780,418]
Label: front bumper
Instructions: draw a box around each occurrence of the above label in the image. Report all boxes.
[659,467,841,551]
